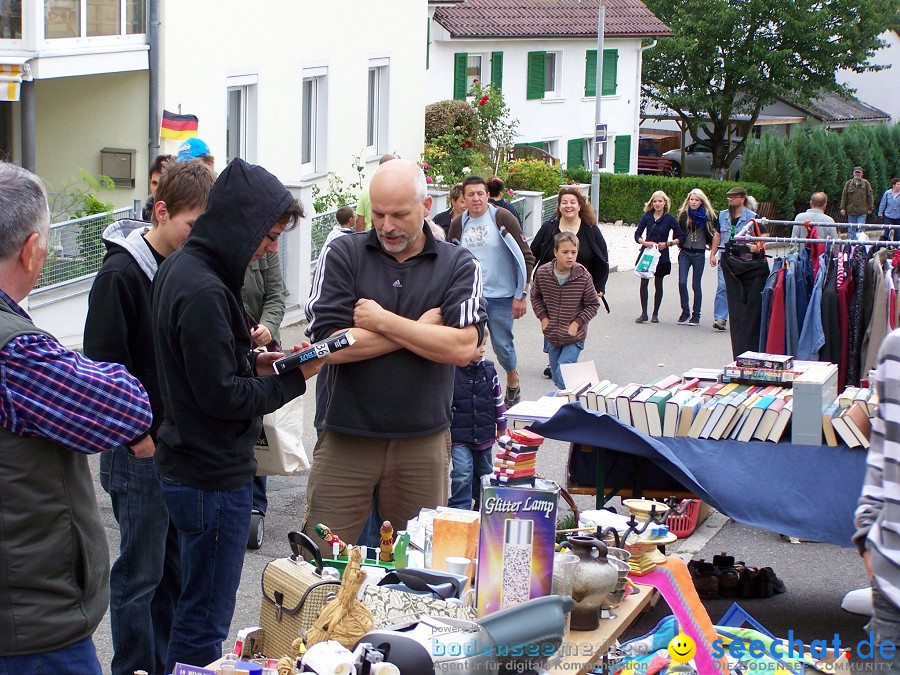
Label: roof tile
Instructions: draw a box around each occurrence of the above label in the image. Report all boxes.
[434,0,671,39]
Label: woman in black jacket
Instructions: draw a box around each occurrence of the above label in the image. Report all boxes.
[530,187,609,295]
[675,188,716,326]
[634,190,683,324]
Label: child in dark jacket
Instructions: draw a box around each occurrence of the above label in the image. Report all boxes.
[449,329,507,510]
[531,231,601,389]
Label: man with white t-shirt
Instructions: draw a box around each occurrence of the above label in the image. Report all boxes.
[449,175,535,407]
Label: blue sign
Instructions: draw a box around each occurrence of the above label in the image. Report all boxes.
[595,124,608,143]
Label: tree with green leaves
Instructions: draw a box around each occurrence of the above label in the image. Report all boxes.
[641,0,894,178]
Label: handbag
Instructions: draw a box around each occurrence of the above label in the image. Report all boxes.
[362,584,476,627]
[634,245,661,279]
[255,396,308,476]
[259,531,341,659]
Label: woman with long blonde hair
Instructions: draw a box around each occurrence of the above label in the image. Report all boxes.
[675,188,716,325]
[634,190,683,323]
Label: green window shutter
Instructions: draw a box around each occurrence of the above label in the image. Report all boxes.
[453,53,468,100]
[601,49,618,96]
[491,51,503,90]
[526,51,546,100]
[614,134,632,174]
[585,50,597,97]
[567,139,585,169]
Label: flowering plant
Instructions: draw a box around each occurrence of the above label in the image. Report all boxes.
[468,81,518,174]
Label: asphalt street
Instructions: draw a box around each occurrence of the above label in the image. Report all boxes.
[89,227,871,671]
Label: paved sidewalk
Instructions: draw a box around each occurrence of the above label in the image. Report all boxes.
[599,222,640,272]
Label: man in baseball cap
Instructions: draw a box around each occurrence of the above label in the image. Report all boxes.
[841,166,874,237]
[177,138,214,168]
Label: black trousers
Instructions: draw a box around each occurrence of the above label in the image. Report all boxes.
[722,252,770,359]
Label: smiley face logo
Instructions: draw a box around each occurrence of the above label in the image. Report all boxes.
[667,634,696,663]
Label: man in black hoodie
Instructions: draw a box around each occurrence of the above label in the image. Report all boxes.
[152,159,319,670]
[84,160,215,675]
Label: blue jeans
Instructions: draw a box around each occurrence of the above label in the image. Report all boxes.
[867,579,900,667]
[678,250,705,319]
[486,296,516,373]
[714,255,728,321]
[252,475,267,514]
[847,213,866,237]
[548,341,584,389]
[161,477,253,672]
[449,443,494,510]
[100,446,180,675]
[0,636,102,675]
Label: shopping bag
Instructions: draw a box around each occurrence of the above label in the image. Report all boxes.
[634,245,660,279]
[255,396,308,476]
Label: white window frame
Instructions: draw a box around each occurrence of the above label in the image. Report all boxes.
[366,57,390,160]
[465,53,483,94]
[544,51,562,98]
[543,139,559,160]
[41,0,147,42]
[226,72,258,165]
[301,65,328,179]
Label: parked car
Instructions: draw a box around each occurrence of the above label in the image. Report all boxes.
[662,140,744,179]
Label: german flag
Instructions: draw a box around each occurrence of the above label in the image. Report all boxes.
[160,110,199,140]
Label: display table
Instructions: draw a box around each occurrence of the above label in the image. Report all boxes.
[550,584,656,674]
[532,404,867,547]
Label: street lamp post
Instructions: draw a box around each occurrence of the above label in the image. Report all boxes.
[590,0,606,213]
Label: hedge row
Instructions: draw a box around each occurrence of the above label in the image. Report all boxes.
[591,174,771,225]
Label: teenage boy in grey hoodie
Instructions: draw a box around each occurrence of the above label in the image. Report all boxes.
[83,160,215,675]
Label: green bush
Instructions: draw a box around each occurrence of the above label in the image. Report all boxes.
[594,174,771,224]
[424,100,478,141]
[504,159,563,197]
[562,167,592,184]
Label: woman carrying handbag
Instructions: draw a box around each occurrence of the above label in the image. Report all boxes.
[634,191,684,323]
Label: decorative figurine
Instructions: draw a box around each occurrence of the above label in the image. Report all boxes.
[314,523,347,557]
[379,521,394,562]
[393,532,410,569]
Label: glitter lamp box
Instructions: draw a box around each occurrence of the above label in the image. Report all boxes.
[475,477,559,616]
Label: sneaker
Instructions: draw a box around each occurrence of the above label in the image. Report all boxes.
[713,319,727,332]
[635,314,648,324]
[505,385,521,408]
[651,315,659,323]
[677,313,690,325]
[689,315,700,326]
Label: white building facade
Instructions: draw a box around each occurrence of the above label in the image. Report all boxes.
[427,0,670,174]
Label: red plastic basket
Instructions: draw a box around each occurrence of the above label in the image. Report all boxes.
[667,499,701,538]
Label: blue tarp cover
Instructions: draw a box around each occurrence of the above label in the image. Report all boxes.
[531,404,866,547]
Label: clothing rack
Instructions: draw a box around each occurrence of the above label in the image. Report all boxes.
[752,218,900,231]
[736,234,900,247]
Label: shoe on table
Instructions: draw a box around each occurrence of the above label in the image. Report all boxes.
[713,319,727,331]
[505,385,521,408]
[677,312,690,325]
[651,315,659,324]
[635,314,648,324]
[689,315,700,326]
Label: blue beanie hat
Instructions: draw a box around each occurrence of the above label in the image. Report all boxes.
[177,137,211,162]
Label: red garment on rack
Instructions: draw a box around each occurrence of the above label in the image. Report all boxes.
[837,271,853,389]
[765,266,786,355]
[808,226,826,277]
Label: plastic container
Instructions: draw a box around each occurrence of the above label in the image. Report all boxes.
[667,499,701,538]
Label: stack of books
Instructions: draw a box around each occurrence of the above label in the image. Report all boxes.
[492,432,543,486]
[820,387,878,448]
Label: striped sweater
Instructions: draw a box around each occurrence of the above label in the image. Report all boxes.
[530,261,600,346]
[854,328,900,609]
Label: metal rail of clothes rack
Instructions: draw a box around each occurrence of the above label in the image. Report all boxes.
[732,218,900,247]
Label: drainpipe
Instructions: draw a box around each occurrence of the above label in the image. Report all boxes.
[21,80,35,173]
[148,0,160,176]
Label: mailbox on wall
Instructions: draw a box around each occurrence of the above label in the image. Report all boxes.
[100,148,136,188]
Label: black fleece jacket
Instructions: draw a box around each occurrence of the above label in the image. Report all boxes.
[151,159,306,490]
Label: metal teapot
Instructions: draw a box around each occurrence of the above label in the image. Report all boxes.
[566,535,619,631]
